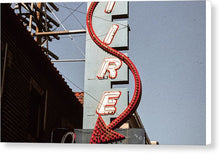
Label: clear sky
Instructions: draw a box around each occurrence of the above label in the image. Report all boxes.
[49,1,206,145]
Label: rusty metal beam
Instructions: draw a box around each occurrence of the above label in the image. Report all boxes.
[48,3,59,11]
[28,3,34,32]
[21,12,53,29]
[42,47,59,60]
[18,10,60,40]
[34,30,86,36]
[32,31,60,40]
[46,5,52,12]
[36,3,42,44]
[17,15,37,30]
[20,3,56,29]
[20,3,46,32]
[15,2,61,55]
[33,3,59,27]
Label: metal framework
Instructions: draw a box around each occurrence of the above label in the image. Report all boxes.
[13,3,60,59]
[12,3,86,60]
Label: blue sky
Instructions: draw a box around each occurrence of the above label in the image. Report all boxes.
[49,1,206,145]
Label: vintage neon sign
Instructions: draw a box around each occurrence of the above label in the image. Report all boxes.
[96,91,121,115]
[87,2,142,144]
[97,57,122,79]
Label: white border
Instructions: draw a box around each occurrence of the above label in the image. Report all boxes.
[0,0,218,154]
[206,0,211,145]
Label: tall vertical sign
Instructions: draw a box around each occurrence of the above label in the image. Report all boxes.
[85,2,142,143]
[83,2,129,129]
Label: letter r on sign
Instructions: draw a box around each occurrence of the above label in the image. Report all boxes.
[97,57,122,79]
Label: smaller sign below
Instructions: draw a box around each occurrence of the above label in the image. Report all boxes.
[75,128,146,144]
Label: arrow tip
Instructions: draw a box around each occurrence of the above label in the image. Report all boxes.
[90,115,125,143]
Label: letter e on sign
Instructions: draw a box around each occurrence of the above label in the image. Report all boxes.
[96,91,121,115]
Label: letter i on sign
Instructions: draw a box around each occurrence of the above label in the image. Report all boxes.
[103,24,119,45]
[103,2,119,45]
[104,1,116,14]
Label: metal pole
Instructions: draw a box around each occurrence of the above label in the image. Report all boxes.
[36,3,42,44]
[44,3,49,55]
[43,90,48,131]
[1,43,8,98]
[28,3,34,32]
[34,30,86,36]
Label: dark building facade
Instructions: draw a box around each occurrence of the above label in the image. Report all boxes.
[1,4,83,142]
